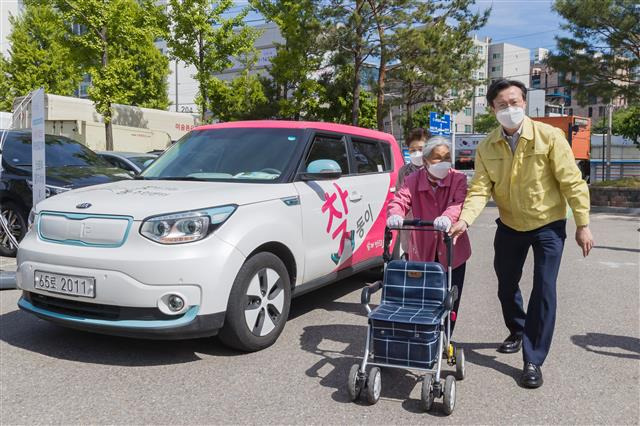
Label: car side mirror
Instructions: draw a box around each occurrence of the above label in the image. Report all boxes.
[299,159,342,181]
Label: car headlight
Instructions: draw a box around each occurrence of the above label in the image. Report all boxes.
[140,205,236,244]
[26,180,71,197]
[28,208,37,230]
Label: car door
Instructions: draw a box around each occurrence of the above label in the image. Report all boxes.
[293,133,366,283]
[345,136,394,266]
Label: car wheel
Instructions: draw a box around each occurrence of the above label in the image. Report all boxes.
[0,201,27,257]
[219,252,291,352]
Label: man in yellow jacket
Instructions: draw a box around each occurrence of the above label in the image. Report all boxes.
[450,79,594,389]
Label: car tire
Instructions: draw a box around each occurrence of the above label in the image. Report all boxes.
[0,201,28,258]
[219,252,291,352]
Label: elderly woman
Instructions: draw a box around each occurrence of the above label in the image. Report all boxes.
[387,136,471,333]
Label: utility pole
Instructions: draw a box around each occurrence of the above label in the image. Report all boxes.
[606,102,613,180]
[470,93,476,133]
[175,60,179,112]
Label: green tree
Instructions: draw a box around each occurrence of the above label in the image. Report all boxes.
[315,63,377,128]
[473,112,499,134]
[251,0,323,120]
[206,54,270,122]
[391,1,489,136]
[1,3,83,111]
[53,0,170,150]
[366,0,412,130]
[594,105,640,145]
[548,0,640,104]
[168,0,257,123]
[0,55,13,112]
[323,0,378,126]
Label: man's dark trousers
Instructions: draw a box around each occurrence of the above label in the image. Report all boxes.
[493,219,567,366]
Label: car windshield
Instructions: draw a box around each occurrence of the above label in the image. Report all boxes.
[2,133,111,168]
[141,128,303,182]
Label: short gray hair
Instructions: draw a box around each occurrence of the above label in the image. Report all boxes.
[422,136,451,159]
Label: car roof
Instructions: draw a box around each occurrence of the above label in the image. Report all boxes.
[194,121,397,145]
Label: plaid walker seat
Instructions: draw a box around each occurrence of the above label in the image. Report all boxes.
[348,219,464,415]
[368,260,447,369]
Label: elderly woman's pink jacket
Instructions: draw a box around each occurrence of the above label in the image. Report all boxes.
[388,167,472,269]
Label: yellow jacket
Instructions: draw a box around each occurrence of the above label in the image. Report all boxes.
[459,116,590,231]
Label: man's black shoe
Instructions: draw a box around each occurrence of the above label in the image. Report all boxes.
[521,362,543,388]
[497,333,522,353]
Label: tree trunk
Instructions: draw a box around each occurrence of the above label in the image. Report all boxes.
[102,29,114,151]
[376,44,387,131]
[372,4,386,131]
[352,0,365,126]
[353,56,362,126]
[404,97,413,140]
[198,35,207,123]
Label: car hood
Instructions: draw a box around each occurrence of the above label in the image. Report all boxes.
[35,179,297,220]
[45,166,133,188]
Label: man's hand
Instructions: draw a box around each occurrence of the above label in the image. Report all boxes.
[576,225,594,257]
[448,220,468,244]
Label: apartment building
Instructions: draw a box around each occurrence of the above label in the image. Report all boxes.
[530,54,627,122]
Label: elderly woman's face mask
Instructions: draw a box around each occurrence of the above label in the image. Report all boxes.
[425,145,452,179]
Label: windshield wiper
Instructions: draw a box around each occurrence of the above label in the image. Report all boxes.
[148,176,209,181]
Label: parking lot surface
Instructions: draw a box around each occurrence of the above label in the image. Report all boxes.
[1,207,639,424]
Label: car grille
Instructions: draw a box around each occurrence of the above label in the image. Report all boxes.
[25,292,183,321]
[38,212,131,247]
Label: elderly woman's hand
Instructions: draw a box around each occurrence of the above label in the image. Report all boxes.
[387,215,404,228]
[433,215,452,232]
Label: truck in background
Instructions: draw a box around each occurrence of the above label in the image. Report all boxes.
[11,94,199,152]
[454,134,485,170]
[531,116,591,180]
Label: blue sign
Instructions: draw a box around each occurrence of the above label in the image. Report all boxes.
[402,148,410,164]
[429,112,451,136]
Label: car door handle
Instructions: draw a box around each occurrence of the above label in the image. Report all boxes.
[350,192,363,202]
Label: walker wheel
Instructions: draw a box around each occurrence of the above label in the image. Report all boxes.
[442,375,456,415]
[365,367,382,405]
[455,347,466,380]
[421,373,435,412]
[347,364,363,401]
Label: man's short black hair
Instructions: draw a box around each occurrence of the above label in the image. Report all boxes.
[486,79,527,107]
[406,128,430,146]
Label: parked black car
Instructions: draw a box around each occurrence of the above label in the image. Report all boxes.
[97,151,158,174]
[0,130,132,256]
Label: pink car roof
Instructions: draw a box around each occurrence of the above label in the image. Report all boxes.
[194,120,397,144]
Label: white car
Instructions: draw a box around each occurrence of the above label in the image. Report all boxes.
[16,121,403,351]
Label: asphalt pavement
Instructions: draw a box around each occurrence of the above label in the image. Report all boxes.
[1,206,639,425]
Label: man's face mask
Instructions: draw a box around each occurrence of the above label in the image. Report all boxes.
[496,106,525,129]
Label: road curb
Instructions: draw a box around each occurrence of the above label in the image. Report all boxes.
[590,206,640,216]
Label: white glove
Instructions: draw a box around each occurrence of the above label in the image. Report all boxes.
[387,215,404,228]
[433,215,452,232]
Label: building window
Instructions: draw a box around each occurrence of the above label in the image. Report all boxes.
[588,107,593,117]
[492,53,500,59]
[491,65,501,72]
[598,106,605,116]
[464,107,472,116]
[465,125,472,133]
[478,71,485,78]
[478,87,485,95]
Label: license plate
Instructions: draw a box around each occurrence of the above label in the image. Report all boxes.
[34,271,96,298]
